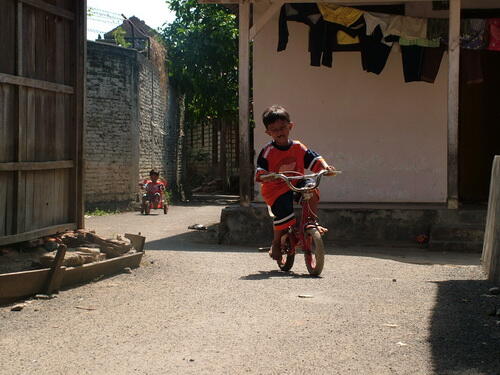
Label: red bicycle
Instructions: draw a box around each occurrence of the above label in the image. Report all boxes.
[262,169,340,276]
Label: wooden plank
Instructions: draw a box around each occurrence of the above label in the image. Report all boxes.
[239,0,251,206]
[61,252,144,287]
[20,0,75,20]
[0,85,17,162]
[249,0,283,41]
[0,73,74,94]
[0,0,16,75]
[74,0,87,229]
[482,156,500,284]
[0,160,74,171]
[17,1,23,76]
[124,233,146,252]
[44,244,67,294]
[447,0,460,209]
[0,268,52,302]
[0,222,77,246]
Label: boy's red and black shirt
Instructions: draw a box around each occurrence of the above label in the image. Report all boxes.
[255,140,328,206]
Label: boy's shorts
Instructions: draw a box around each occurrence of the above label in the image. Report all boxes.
[269,179,319,231]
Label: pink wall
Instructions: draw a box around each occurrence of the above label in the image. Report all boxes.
[253,5,448,203]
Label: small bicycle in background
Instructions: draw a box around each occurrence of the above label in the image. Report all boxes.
[261,169,340,276]
[139,178,169,215]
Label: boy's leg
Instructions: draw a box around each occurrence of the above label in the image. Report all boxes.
[305,189,328,234]
[269,191,295,260]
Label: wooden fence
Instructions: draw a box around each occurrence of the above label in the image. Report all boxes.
[0,0,86,246]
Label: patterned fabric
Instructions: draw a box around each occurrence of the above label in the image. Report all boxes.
[399,37,440,48]
[461,19,486,50]
[427,18,448,43]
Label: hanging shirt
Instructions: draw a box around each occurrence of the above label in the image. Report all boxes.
[486,18,500,51]
[461,19,486,49]
[277,3,322,52]
[317,4,364,45]
[255,140,328,206]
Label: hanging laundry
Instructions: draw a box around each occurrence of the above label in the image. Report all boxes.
[364,12,395,46]
[486,18,500,51]
[427,18,448,44]
[277,3,322,52]
[401,45,424,82]
[317,4,364,45]
[460,49,484,84]
[420,46,445,83]
[386,15,427,40]
[460,19,486,49]
[360,24,392,75]
[320,17,365,67]
[399,37,440,48]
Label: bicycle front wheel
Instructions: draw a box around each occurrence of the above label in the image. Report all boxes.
[304,228,325,276]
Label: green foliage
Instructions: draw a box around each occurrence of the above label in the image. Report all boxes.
[112,26,131,48]
[161,0,238,122]
[85,208,120,217]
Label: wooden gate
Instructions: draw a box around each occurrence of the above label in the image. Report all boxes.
[0,0,85,246]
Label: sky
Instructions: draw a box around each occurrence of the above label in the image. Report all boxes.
[87,0,176,41]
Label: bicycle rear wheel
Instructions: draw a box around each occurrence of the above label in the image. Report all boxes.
[277,234,295,272]
[304,228,325,276]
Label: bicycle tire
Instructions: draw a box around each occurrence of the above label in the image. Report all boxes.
[145,202,151,215]
[304,228,325,276]
[278,234,295,272]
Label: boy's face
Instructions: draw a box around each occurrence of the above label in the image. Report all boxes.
[150,174,159,182]
[265,119,293,146]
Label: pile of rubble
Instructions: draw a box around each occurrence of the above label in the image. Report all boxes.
[24,230,137,268]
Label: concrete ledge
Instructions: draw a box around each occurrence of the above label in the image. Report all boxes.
[218,204,486,250]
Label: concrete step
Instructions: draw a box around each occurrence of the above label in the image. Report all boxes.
[436,209,487,225]
[428,240,484,253]
[430,224,485,243]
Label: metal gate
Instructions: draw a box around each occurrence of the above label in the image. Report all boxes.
[0,0,85,246]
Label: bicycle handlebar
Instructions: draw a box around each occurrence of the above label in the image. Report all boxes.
[260,169,342,193]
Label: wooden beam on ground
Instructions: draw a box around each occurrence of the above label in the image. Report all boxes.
[482,156,500,284]
[0,160,74,171]
[447,0,460,209]
[0,223,77,246]
[249,1,283,41]
[238,0,252,206]
[0,73,74,94]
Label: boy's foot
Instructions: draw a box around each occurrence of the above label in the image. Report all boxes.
[268,248,281,261]
[317,226,328,235]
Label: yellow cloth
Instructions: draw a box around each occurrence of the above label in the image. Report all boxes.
[338,32,359,45]
[317,4,363,27]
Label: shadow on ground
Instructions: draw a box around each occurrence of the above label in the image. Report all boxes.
[144,229,480,267]
[430,280,500,375]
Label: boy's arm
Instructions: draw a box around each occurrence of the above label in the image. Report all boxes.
[255,148,271,182]
[303,147,336,174]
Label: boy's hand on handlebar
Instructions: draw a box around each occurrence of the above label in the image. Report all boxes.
[260,173,277,181]
[324,166,338,176]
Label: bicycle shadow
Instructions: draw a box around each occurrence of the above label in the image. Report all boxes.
[240,270,321,280]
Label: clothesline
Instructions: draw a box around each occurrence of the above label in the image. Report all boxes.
[278,3,500,83]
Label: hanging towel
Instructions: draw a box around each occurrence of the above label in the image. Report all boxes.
[460,19,486,50]
[486,18,500,51]
[401,45,424,83]
[386,15,427,40]
[420,46,445,83]
[360,24,392,75]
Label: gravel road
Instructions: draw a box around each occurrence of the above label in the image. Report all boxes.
[1,204,499,375]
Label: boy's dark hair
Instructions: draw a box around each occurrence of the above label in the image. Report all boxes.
[262,105,290,128]
[149,169,159,176]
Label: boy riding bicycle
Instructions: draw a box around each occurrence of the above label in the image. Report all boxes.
[139,169,167,208]
[255,105,336,261]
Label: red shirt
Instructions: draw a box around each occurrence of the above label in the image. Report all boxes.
[255,140,328,206]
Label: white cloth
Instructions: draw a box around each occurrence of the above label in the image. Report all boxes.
[386,15,427,40]
[364,12,395,46]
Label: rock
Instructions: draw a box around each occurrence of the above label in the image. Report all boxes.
[188,224,207,230]
[123,267,132,274]
[11,303,26,311]
[35,294,52,300]
[392,279,397,282]
[489,287,500,295]
[298,294,314,298]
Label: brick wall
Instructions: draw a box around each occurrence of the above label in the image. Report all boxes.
[85,41,175,209]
